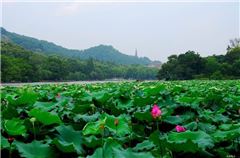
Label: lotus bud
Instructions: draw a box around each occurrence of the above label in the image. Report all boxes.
[30,117,36,123]
[8,137,14,144]
[99,123,105,130]
[114,119,119,126]
[175,125,186,132]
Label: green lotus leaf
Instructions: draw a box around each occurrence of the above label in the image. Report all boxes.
[164,116,183,124]
[33,101,56,111]
[184,122,198,131]
[87,148,103,158]
[219,123,240,131]
[103,113,131,137]
[82,117,107,135]
[73,112,100,122]
[134,111,153,122]
[92,91,111,103]
[132,140,155,152]
[113,148,154,158]
[115,99,134,110]
[211,128,240,143]
[167,131,214,152]
[1,135,10,149]
[87,137,122,158]
[176,96,202,108]
[16,140,55,158]
[133,96,155,107]
[14,90,38,106]
[143,84,166,96]
[52,125,84,154]
[83,114,131,137]
[83,135,102,148]
[72,103,93,114]
[134,105,152,121]
[198,122,216,133]
[29,108,62,125]
[87,138,154,158]
[4,118,27,136]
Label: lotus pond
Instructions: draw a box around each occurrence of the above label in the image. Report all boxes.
[1,80,240,158]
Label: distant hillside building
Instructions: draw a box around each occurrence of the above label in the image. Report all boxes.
[148,61,162,68]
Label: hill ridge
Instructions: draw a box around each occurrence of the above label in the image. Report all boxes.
[1,27,161,66]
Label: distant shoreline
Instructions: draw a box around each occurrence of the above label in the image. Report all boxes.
[0,79,158,87]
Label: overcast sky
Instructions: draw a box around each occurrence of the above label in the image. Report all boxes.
[1,0,239,62]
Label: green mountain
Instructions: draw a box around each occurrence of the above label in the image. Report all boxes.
[1,27,160,65]
[80,45,154,65]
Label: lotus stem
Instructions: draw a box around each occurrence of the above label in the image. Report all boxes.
[9,143,12,158]
[33,122,36,140]
[102,128,104,158]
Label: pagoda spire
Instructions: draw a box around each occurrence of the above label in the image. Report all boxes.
[135,48,138,57]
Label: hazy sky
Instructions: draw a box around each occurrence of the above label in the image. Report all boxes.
[1,0,239,62]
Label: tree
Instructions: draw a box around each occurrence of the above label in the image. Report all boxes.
[227,38,240,51]
[158,47,240,80]
[158,51,204,80]
[204,57,220,75]
[225,47,240,63]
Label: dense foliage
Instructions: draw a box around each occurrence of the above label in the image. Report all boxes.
[1,27,155,65]
[1,41,158,82]
[158,46,240,80]
[1,81,240,158]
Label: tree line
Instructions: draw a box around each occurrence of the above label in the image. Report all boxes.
[158,39,240,80]
[1,42,158,82]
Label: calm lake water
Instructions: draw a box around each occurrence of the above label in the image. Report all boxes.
[0,80,138,87]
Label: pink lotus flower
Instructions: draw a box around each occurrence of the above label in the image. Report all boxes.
[151,104,162,119]
[175,125,186,132]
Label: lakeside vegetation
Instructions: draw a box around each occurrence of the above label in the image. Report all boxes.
[1,41,158,82]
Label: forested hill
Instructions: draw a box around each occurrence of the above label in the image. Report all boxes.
[1,27,158,65]
[80,45,153,65]
[1,41,158,82]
